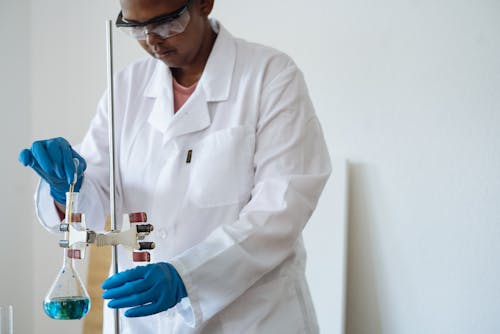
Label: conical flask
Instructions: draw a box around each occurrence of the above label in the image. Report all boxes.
[43,191,91,320]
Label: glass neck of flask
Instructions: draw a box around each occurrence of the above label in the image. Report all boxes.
[65,191,80,221]
[63,191,80,268]
[61,247,78,267]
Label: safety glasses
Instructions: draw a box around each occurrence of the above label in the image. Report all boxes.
[115,0,194,40]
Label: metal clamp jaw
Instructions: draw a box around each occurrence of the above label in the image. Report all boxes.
[59,212,154,262]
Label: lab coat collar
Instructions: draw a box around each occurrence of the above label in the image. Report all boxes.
[198,20,236,102]
[146,78,211,143]
[144,61,212,143]
[143,20,236,102]
[143,58,172,100]
[145,63,174,134]
[142,20,236,140]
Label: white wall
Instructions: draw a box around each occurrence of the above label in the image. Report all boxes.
[326,2,500,333]
[5,0,500,333]
[0,1,33,333]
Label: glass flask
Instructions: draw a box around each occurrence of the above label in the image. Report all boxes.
[43,191,91,320]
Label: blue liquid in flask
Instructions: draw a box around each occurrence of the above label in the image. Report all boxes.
[43,296,90,320]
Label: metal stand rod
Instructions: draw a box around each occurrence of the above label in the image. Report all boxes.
[106,19,120,334]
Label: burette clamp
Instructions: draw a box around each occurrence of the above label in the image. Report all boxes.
[59,207,154,262]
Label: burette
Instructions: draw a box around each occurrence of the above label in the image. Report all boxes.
[106,20,120,334]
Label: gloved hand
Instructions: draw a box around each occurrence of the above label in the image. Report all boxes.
[102,262,188,317]
[18,137,86,204]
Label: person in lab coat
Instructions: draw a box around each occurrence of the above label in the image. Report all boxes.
[19,0,331,332]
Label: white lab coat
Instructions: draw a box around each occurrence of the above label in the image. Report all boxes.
[35,21,331,333]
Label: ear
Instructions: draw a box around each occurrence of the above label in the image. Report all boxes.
[198,0,214,17]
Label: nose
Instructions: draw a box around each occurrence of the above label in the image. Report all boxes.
[145,31,164,47]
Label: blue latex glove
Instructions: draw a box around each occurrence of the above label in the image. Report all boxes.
[102,262,188,317]
[18,137,86,204]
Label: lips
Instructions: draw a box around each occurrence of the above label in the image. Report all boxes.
[154,48,176,58]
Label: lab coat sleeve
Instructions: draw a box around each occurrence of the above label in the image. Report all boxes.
[34,179,66,233]
[169,62,331,327]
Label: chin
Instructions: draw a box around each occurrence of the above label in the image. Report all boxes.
[156,54,183,68]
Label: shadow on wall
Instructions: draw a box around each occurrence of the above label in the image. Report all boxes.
[345,163,383,334]
[304,158,349,334]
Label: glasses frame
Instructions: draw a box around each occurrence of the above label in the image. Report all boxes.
[115,0,194,29]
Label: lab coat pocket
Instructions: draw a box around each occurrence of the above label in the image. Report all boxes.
[187,126,255,207]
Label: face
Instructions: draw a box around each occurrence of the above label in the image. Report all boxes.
[120,0,214,69]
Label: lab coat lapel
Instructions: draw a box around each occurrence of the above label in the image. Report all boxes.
[144,62,175,134]
[163,23,237,143]
[143,60,210,142]
[163,89,211,143]
[143,21,236,143]
[199,22,236,103]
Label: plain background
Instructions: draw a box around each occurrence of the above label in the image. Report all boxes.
[1,0,499,333]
